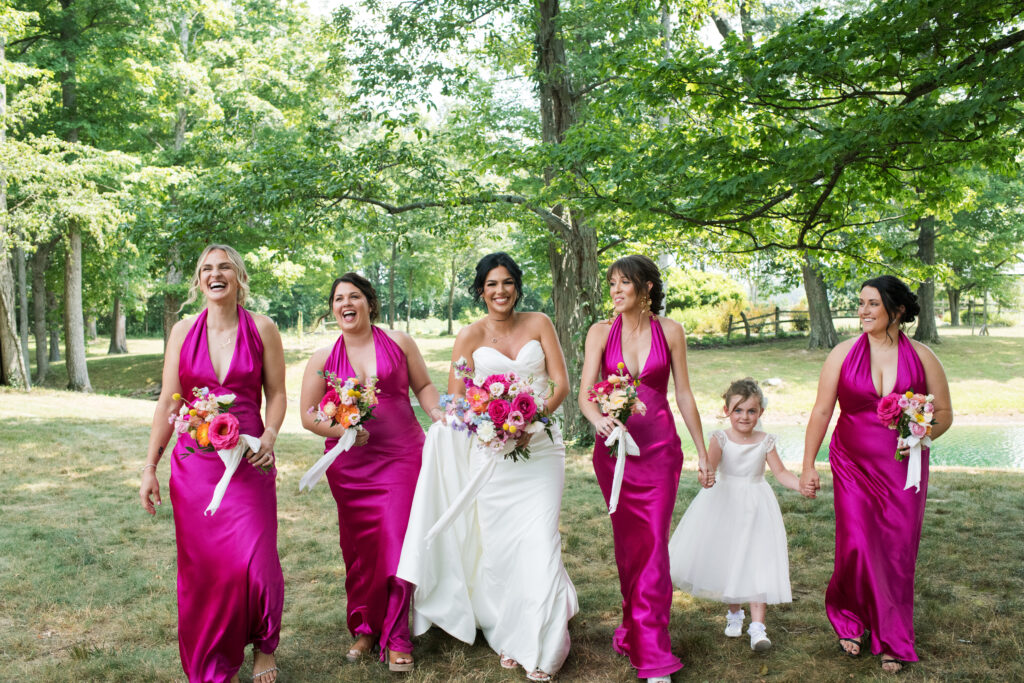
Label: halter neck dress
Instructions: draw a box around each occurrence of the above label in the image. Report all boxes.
[322,326,425,659]
[827,332,930,661]
[171,306,283,682]
[592,315,684,679]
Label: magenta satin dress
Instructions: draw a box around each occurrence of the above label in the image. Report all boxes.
[593,315,684,678]
[827,332,929,661]
[170,306,283,682]
[323,326,424,658]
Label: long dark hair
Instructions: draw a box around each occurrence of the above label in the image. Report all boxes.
[328,272,380,323]
[607,255,665,314]
[470,252,524,308]
[861,275,920,329]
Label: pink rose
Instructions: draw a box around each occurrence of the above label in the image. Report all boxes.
[208,413,240,450]
[909,421,927,438]
[320,388,340,412]
[876,393,902,425]
[924,402,934,413]
[487,398,512,428]
[512,393,538,422]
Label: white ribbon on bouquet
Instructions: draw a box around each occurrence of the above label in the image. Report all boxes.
[606,426,640,514]
[899,434,931,493]
[205,433,263,516]
[298,428,359,492]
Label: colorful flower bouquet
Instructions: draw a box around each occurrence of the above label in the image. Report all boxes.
[588,363,647,514]
[441,357,555,463]
[299,371,380,491]
[169,387,262,515]
[877,389,936,492]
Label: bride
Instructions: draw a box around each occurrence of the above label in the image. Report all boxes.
[397,252,578,682]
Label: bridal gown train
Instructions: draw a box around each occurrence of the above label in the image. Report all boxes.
[397,340,579,675]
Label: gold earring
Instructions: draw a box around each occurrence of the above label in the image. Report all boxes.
[640,294,651,316]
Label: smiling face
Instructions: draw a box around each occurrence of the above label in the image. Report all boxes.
[858,285,898,334]
[483,266,517,316]
[199,249,239,304]
[608,268,650,315]
[332,281,371,332]
[726,394,764,436]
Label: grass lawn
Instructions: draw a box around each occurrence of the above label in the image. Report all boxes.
[4,325,1022,681]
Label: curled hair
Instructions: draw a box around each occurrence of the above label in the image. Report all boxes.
[607,255,664,314]
[329,272,380,323]
[721,377,765,415]
[180,244,250,312]
[470,252,524,308]
[860,275,920,329]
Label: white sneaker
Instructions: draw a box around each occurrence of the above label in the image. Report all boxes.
[724,609,745,637]
[748,622,772,651]
[646,677,672,683]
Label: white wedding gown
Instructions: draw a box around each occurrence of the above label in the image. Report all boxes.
[397,340,579,674]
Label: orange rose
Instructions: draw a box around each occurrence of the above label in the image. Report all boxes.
[335,404,359,429]
[196,422,211,447]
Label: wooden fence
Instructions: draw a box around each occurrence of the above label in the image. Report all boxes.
[726,307,859,340]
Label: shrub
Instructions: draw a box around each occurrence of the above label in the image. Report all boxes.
[663,269,746,312]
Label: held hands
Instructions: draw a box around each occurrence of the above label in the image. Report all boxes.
[140,468,161,515]
[428,406,445,423]
[697,457,716,488]
[799,467,821,499]
[246,427,277,471]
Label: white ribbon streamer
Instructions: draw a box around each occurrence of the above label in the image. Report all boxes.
[299,428,359,492]
[606,426,640,514]
[900,434,931,493]
[205,434,262,516]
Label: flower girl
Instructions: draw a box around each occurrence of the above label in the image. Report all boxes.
[668,378,802,651]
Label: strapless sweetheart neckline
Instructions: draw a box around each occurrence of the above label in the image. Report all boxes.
[473,338,542,362]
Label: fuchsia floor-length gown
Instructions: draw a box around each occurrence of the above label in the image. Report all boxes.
[170,306,283,683]
[827,332,930,662]
[323,326,424,658]
[593,315,684,679]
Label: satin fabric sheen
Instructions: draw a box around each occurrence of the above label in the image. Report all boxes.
[593,316,684,678]
[397,340,579,675]
[827,332,929,661]
[171,307,283,682]
[323,326,424,658]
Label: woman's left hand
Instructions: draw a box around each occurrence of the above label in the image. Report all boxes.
[428,406,445,423]
[897,439,911,460]
[247,428,277,470]
[515,429,533,448]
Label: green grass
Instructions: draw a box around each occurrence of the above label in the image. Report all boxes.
[0,402,1021,682]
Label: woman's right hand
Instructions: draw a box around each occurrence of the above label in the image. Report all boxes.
[799,467,820,499]
[353,426,370,447]
[140,469,161,515]
[592,415,623,439]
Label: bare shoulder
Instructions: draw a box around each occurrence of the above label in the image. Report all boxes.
[383,328,417,353]
[308,346,332,365]
[521,311,556,334]
[908,338,943,366]
[587,318,613,338]
[656,315,685,340]
[251,313,281,337]
[168,316,195,346]
[827,337,858,361]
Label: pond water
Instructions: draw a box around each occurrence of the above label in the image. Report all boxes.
[766,423,1024,470]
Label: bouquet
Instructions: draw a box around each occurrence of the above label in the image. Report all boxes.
[299,371,380,491]
[442,357,555,463]
[877,389,936,492]
[588,362,647,514]
[169,387,262,515]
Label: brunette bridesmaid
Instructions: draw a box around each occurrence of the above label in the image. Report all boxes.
[578,255,709,683]
[801,275,952,673]
[140,244,285,683]
[299,272,442,672]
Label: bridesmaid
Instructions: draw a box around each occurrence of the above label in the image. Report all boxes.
[299,272,442,672]
[800,275,951,673]
[140,244,285,683]
[578,255,708,683]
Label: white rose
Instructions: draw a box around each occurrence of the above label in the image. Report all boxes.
[476,422,496,442]
[215,393,236,404]
[489,382,505,398]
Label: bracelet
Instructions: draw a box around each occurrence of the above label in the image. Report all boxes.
[140,463,157,473]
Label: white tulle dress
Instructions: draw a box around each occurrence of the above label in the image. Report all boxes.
[668,430,792,605]
[396,340,579,674]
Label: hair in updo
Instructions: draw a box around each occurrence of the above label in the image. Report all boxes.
[470,252,524,308]
[721,377,766,415]
[607,254,664,314]
[860,275,920,327]
[328,272,380,323]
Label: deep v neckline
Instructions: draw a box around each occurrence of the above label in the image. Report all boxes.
[619,316,655,379]
[205,314,239,386]
[863,333,901,398]
[341,328,379,384]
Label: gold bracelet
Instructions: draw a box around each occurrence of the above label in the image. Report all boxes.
[140,463,157,473]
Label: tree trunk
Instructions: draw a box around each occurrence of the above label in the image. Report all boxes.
[63,225,92,391]
[388,241,397,329]
[86,315,97,339]
[48,289,61,362]
[16,246,30,374]
[801,254,838,349]
[447,253,457,335]
[163,246,183,348]
[913,215,939,343]
[946,287,961,326]
[108,294,128,354]
[405,272,412,333]
[32,242,52,382]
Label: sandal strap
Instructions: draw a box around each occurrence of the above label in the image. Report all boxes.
[254,666,279,676]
